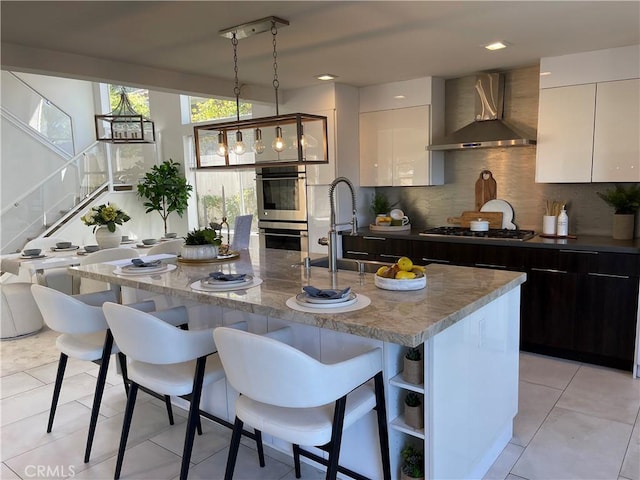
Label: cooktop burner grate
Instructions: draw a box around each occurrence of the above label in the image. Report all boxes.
[419,226,535,241]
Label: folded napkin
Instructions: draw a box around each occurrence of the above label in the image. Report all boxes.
[302,286,351,299]
[209,271,247,281]
[131,259,162,268]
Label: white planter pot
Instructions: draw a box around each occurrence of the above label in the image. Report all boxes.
[181,244,219,260]
[94,225,121,249]
[612,214,634,240]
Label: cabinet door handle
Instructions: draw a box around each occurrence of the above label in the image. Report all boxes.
[588,272,630,279]
[559,249,599,255]
[346,250,370,256]
[475,263,507,269]
[380,253,402,259]
[363,236,386,241]
[422,258,450,264]
[531,267,568,274]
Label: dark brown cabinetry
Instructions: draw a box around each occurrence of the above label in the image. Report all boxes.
[520,248,638,370]
[342,235,407,262]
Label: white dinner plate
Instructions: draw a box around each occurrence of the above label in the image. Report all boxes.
[204,274,253,286]
[114,264,176,276]
[295,292,358,309]
[136,243,156,248]
[21,254,47,259]
[299,291,354,304]
[121,263,167,273]
[51,245,80,252]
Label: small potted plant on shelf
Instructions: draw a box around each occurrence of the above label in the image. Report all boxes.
[181,227,222,261]
[404,392,424,429]
[596,184,640,240]
[401,444,424,480]
[402,347,423,385]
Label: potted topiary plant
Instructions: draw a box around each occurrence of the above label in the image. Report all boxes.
[596,184,640,240]
[404,392,424,429]
[402,347,423,385]
[137,159,193,237]
[181,227,222,260]
[401,444,424,480]
[370,192,397,226]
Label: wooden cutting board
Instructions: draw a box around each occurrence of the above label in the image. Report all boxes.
[475,170,497,211]
[447,211,504,229]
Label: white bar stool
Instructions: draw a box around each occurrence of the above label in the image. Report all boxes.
[213,327,392,480]
[102,302,264,480]
[30,285,187,463]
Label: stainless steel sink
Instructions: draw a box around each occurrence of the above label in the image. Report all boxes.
[309,257,391,274]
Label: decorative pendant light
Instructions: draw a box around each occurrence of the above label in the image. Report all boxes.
[194,16,329,169]
[94,87,156,143]
[270,22,286,154]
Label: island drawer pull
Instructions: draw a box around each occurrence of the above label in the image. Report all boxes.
[422,258,450,264]
[475,263,507,269]
[531,267,568,274]
[363,236,386,241]
[588,272,630,279]
[559,249,599,255]
[379,254,401,259]
[345,251,370,256]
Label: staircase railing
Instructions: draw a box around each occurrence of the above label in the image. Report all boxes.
[1,71,75,157]
[0,142,111,254]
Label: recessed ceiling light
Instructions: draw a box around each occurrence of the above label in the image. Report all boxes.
[485,41,509,51]
[394,95,406,99]
[316,74,338,81]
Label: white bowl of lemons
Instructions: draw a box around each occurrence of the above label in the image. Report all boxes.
[374,257,427,291]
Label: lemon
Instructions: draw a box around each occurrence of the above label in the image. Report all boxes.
[395,270,416,280]
[397,256,413,272]
[376,266,388,277]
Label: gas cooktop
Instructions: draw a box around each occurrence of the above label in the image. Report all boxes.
[419,226,535,241]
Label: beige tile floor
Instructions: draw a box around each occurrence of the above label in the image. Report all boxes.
[1,327,638,480]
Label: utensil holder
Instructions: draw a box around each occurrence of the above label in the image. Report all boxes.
[542,215,557,235]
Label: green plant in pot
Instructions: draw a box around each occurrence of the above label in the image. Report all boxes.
[402,347,423,385]
[137,159,193,236]
[370,192,396,216]
[404,392,424,429]
[181,227,222,260]
[401,444,424,480]
[596,184,640,240]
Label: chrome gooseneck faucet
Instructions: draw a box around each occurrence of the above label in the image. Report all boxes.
[327,177,358,272]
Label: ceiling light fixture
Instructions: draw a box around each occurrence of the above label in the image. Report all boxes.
[94,87,156,143]
[485,41,509,51]
[194,16,328,169]
[317,74,338,81]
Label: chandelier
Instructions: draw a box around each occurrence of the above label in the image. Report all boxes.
[94,87,156,143]
[194,16,328,169]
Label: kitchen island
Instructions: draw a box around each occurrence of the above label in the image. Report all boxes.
[69,247,526,480]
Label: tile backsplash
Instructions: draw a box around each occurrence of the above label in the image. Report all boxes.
[379,64,638,237]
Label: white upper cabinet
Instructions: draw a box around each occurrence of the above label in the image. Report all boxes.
[536,45,640,183]
[359,77,444,187]
[592,79,640,182]
[535,84,596,183]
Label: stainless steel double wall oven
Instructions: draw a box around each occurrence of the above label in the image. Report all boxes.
[256,166,308,253]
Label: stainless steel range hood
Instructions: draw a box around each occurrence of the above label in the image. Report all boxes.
[428,73,536,151]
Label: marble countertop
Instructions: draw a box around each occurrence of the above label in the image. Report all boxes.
[68,247,526,347]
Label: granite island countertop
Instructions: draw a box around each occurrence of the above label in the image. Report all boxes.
[68,247,526,347]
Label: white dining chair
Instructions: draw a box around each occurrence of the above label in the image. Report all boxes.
[213,327,391,480]
[0,283,44,338]
[102,303,264,480]
[146,238,184,255]
[30,285,188,463]
[79,247,139,294]
[230,215,253,250]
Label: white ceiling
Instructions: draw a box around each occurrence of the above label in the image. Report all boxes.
[2,1,639,98]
